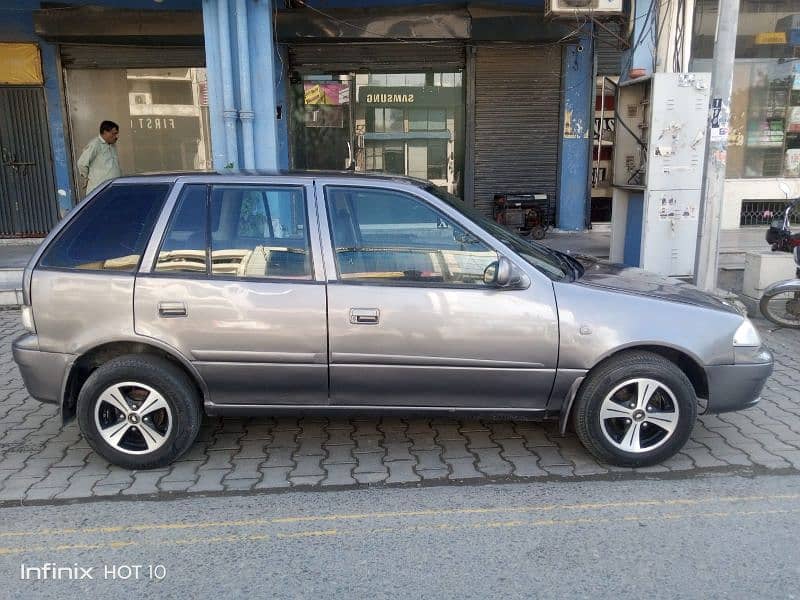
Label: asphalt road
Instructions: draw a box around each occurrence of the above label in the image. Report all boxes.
[1,472,799,599]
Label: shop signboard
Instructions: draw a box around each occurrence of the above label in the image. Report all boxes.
[358,86,461,107]
[304,82,349,105]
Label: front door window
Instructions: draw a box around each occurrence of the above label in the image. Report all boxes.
[326,186,496,286]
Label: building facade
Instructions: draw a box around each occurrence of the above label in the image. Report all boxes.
[691,0,800,261]
[0,0,627,238]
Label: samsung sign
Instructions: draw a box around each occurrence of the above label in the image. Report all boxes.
[365,93,415,104]
[359,86,460,107]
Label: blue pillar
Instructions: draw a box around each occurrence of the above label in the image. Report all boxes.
[273,44,290,171]
[249,0,280,170]
[619,0,657,84]
[202,0,228,169]
[203,0,281,170]
[40,44,73,216]
[557,26,594,231]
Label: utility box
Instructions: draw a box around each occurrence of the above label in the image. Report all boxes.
[610,73,711,277]
[743,251,798,299]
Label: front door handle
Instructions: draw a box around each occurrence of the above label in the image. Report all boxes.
[158,302,187,318]
[349,308,380,324]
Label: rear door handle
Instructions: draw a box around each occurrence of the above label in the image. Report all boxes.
[158,302,187,318]
[349,308,380,324]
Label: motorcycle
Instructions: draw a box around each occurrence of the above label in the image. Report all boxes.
[760,192,800,329]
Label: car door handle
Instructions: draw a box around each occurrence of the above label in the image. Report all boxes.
[158,302,187,318]
[349,308,380,324]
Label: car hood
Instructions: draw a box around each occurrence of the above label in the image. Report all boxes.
[571,254,741,315]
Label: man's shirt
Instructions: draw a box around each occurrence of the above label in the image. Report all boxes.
[77,135,121,193]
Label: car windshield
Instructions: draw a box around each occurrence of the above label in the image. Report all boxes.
[423,184,570,280]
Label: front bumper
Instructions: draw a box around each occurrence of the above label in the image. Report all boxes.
[12,334,73,405]
[704,347,773,414]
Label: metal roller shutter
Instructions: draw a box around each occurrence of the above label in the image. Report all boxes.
[60,45,206,69]
[595,25,624,76]
[288,43,465,72]
[473,44,562,217]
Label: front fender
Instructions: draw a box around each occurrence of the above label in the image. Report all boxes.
[763,278,800,296]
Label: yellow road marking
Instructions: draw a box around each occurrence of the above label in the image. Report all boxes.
[1,493,799,541]
[0,507,797,557]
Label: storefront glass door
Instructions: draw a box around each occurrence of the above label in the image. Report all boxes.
[290,71,464,197]
[65,67,211,198]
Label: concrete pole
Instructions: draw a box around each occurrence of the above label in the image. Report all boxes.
[693,0,740,292]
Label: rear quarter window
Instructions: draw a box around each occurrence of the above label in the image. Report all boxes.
[39,184,170,272]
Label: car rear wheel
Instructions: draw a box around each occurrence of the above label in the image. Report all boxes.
[573,351,697,467]
[77,354,202,470]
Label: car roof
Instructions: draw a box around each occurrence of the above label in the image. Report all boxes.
[114,169,431,188]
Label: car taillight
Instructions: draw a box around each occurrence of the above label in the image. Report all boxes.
[20,305,35,334]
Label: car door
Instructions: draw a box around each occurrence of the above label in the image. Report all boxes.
[134,178,328,406]
[318,181,559,409]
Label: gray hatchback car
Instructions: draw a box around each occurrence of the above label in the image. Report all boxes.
[13,172,773,470]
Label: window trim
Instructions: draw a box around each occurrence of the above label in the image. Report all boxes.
[323,184,499,289]
[150,182,316,282]
[38,182,172,276]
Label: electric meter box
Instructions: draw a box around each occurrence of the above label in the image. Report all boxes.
[610,72,711,278]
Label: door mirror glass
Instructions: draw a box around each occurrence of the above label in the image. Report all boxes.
[483,256,521,288]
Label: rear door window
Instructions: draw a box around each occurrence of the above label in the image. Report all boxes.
[39,184,170,272]
[209,185,312,279]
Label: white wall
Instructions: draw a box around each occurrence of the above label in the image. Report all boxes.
[721,178,800,230]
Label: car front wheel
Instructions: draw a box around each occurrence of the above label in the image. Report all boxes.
[77,354,202,470]
[573,351,697,467]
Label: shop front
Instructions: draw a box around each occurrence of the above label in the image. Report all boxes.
[33,6,210,201]
[291,65,465,196]
[61,48,211,199]
[279,3,576,219]
[693,0,800,233]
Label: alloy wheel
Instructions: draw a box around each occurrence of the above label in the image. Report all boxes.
[598,378,680,454]
[94,382,173,455]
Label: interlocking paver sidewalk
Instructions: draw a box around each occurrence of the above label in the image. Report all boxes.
[1,307,799,503]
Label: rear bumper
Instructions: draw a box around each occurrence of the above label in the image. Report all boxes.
[12,334,73,405]
[704,348,773,414]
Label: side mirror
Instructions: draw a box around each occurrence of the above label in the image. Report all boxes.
[484,256,528,289]
[779,182,791,199]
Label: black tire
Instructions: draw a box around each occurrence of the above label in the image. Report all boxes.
[573,351,697,468]
[77,354,202,470]
[530,226,546,241]
[759,289,800,329]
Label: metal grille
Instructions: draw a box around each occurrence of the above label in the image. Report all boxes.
[473,44,562,218]
[0,87,58,237]
[740,199,800,227]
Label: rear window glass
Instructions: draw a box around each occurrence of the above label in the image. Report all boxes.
[39,184,170,272]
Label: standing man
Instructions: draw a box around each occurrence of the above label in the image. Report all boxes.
[77,120,121,195]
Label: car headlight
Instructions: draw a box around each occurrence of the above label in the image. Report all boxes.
[733,318,761,347]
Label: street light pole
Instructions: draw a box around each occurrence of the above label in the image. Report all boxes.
[693,0,740,292]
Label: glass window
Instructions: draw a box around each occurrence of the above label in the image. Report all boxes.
[40,184,169,272]
[408,143,427,179]
[428,109,447,131]
[408,109,428,132]
[156,184,208,274]
[209,186,311,279]
[692,1,800,179]
[326,186,497,286]
[427,140,448,180]
[65,67,211,199]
